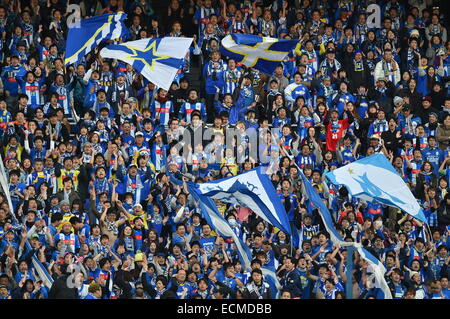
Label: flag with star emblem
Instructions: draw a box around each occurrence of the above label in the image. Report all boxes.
[220,34,298,75]
[65,12,128,66]
[100,37,193,90]
[326,153,427,223]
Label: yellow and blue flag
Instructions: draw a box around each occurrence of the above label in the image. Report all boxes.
[220,34,298,75]
[100,37,193,90]
[64,12,128,66]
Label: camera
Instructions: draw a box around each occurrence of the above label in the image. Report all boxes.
[212,71,218,81]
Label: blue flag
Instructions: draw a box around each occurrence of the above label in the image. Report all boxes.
[299,170,344,244]
[25,241,54,289]
[325,153,427,223]
[187,182,252,271]
[299,170,392,299]
[65,12,128,66]
[220,34,298,75]
[356,246,393,299]
[195,166,291,236]
[100,37,193,90]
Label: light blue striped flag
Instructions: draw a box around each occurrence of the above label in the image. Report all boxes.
[25,241,54,289]
[220,34,298,75]
[326,153,427,223]
[65,12,128,66]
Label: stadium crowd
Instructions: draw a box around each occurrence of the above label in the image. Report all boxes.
[0,0,449,300]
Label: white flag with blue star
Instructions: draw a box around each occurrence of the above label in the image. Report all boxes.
[100,37,193,90]
[326,153,427,223]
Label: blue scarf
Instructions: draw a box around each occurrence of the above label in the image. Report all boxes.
[126,173,143,204]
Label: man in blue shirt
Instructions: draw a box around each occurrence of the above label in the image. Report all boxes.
[84,283,102,299]
[1,55,26,105]
[199,224,216,258]
[422,136,444,175]
[279,256,303,298]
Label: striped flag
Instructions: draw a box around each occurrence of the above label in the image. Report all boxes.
[326,153,427,223]
[187,182,252,271]
[299,170,392,299]
[64,12,128,66]
[195,166,292,236]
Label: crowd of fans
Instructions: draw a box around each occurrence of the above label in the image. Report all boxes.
[0,0,449,300]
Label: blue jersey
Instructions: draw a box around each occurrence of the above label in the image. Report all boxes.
[193,7,219,36]
[26,171,52,189]
[324,282,344,299]
[78,224,91,241]
[340,145,356,163]
[14,270,35,284]
[38,44,51,62]
[150,143,168,172]
[366,202,383,219]
[54,233,80,253]
[368,120,389,137]
[272,116,291,129]
[356,95,369,118]
[392,283,406,299]
[199,237,216,257]
[19,80,44,108]
[223,67,242,95]
[333,93,355,116]
[98,71,114,94]
[29,147,47,162]
[278,192,298,222]
[297,115,316,140]
[9,183,25,212]
[295,154,316,169]
[150,100,174,126]
[179,102,207,122]
[49,83,73,115]
[285,83,310,105]
[422,147,444,175]
[1,65,26,96]
[175,282,195,299]
[299,224,320,241]
[203,59,227,94]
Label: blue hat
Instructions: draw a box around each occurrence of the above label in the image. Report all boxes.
[116,72,125,78]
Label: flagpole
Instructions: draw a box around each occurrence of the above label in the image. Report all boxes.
[346,245,354,299]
